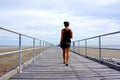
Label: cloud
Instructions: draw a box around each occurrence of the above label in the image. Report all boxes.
[0,0,120,44]
[83,0,119,6]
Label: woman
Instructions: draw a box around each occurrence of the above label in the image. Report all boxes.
[60,21,73,66]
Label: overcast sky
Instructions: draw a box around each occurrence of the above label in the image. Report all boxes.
[0,0,120,44]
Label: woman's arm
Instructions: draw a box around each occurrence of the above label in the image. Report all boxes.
[70,30,73,38]
[60,29,64,43]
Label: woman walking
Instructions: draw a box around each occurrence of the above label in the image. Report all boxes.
[60,21,73,66]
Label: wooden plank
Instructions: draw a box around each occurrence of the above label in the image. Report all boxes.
[10,47,120,80]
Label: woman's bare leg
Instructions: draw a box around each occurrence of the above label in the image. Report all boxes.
[65,47,70,65]
[62,48,65,63]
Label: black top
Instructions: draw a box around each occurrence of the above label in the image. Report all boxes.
[62,29,71,42]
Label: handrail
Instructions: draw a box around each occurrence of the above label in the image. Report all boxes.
[75,30,120,42]
[78,46,120,50]
[0,27,36,39]
[0,27,53,74]
[0,47,42,56]
[71,30,120,68]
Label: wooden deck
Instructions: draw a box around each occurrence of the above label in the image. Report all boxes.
[10,47,120,80]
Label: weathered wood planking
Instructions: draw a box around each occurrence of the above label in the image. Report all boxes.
[10,47,120,80]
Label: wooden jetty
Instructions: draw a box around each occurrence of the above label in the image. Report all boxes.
[10,47,120,80]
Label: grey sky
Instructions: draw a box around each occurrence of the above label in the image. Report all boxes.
[0,0,120,44]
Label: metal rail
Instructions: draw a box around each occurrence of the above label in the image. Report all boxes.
[71,30,120,64]
[0,27,53,73]
[75,31,120,42]
[0,27,38,40]
[0,47,42,56]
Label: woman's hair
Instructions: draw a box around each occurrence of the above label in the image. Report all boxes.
[64,21,69,27]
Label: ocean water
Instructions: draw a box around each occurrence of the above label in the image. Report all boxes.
[0,46,18,49]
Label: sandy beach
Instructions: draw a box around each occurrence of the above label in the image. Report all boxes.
[71,47,120,58]
[0,47,44,76]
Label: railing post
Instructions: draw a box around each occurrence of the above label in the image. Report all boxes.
[40,40,41,47]
[18,34,22,73]
[39,40,41,54]
[78,41,79,53]
[43,41,45,54]
[73,42,75,51]
[85,39,87,57]
[44,41,46,53]
[33,38,35,62]
[99,36,102,63]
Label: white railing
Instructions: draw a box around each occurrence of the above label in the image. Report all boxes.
[0,27,53,75]
[71,30,120,70]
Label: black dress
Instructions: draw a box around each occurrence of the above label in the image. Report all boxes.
[61,29,71,48]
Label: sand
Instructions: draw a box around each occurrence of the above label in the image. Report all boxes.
[0,47,44,76]
[71,47,120,58]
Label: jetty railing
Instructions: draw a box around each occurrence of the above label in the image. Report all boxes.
[0,27,53,77]
[71,31,120,69]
